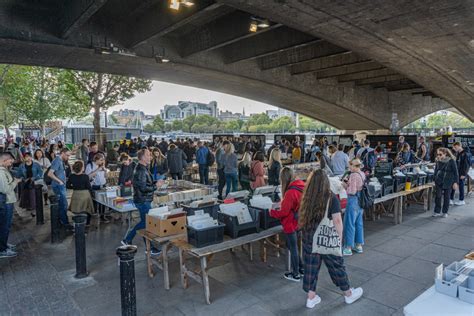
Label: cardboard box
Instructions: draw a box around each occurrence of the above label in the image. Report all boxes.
[146,213,187,237]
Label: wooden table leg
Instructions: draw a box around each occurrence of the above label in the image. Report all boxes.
[163,243,171,290]
[146,238,154,278]
[394,196,401,224]
[275,234,280,258]
[248,243,253,261]
[399,196,403,224]
[428,187,433,211]
[261,239,267,263]
[200,256,211,305]
[179,248,188,289]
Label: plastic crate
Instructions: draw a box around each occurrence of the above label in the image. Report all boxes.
[435,270,459,298]
[417,175,427,186]
[426,173,434,183]
[382,183,393,196]
[187,224,225,248]
[459,276,474,304]
[218,207,260,238]
[182,204,219,219]
[248,206,281,231]
[393,176,406,192]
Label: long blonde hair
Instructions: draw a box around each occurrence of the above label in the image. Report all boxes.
[298,169,332,230]
[437,147,455,160]
[240,151,252,167]
[225,143,235,155]
[269,148,281,166]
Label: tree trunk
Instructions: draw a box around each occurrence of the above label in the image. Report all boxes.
[93,103,102,147]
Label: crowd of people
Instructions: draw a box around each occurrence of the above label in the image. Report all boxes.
[0,133,471,310]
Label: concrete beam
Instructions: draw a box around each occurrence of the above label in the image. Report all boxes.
[290,52,369,75]
[221,27,317,64]
[125,2,232,48]
[338,68,400,83]
[355,74,407,86]
[60,0,108,38]
[314,61,384,79]
[179,11,281,57]
[258,40,347,70]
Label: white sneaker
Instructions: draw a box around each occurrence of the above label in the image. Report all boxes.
[432,213,441,217]
[306,295,321,309]
[442,213,448,218]
[345,287,363,304]
[454,200,465,206]
[449,200,454,205]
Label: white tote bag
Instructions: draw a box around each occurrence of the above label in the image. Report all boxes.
[312,201,342,256]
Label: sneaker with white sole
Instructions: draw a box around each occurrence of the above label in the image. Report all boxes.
[442,213,448,218]
[306,295,321,309]
[449,200,454,205]
[345,287,363,304]
[343,248,353,256]
[284,272,301,282]
[353,245,363,254]
[432,213,441,217]
[0,248,17,258]
[454,200,465,206]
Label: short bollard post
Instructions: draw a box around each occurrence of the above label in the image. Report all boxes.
[73,214,88,278]
[49,195,60,243]
[35,184,44,225]
[116,245,138,316]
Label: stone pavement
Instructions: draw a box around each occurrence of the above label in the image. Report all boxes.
[0,195,473,316]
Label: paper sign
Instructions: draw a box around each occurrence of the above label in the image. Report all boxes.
[435,264,443,280]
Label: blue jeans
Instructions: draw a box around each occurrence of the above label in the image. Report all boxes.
[343,194,364,248]
[0,194,9,251]
[199,164,209,185]
[225,173,238,196]
[52,184,69,225]
[450,177,465,201]
[125,201,151,244]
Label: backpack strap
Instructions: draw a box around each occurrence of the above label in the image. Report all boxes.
[287,185,303,193]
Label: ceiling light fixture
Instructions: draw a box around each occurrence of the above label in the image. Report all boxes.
[249,21,258,33]
[170,0,194,10]
[257,19,270,28]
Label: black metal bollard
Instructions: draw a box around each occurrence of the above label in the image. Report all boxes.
[116,245,138,316]
[35,184,44,225]
[49,195,61,243]
[73,214,88,278]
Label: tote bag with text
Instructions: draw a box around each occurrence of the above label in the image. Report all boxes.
[312,201,342,256]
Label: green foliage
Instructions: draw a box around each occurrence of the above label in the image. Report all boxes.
[405,111,474,129]
[143,116,165,133]
[2,65,89,133]
[247,113,272,126]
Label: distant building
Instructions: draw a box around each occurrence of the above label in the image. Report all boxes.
[111,109,147,126]
[161,101,218,121]
[266,110,278,119]
[266,108,297,120]
[218,110,243,121]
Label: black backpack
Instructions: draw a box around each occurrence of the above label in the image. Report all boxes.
[43,166,53,185]
[355,173,374,210]
[207,150,215,166]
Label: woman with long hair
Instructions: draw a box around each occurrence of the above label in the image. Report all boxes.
[270,167,305,281]
[238,151,252,191]
[223,142,238,196]
[433,147,458,217]
[395,143,416,167]
[299,169,363,309]
[150,148,168,181]
[268,148,282,186]
[33,148,51,205]
[341,158,365,256]
[250,151,265,190]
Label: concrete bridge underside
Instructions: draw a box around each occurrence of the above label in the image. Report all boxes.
[0,0,472,130]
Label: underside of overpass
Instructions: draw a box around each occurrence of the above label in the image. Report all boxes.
[0,0,472,130]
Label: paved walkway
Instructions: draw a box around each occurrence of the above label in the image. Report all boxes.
[0,195,473,315]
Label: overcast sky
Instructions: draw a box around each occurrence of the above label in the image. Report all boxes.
[109,81,277,115]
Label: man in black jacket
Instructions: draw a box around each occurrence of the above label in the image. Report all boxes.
[122,148,160,255]
[450,142,471,206]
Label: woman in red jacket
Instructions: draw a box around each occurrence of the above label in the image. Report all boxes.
[270,166,305,282]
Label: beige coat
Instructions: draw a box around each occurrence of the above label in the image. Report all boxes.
[0,167,17,204]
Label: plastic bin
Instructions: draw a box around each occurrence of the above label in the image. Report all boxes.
[393,176,406,192]
[187,223,225,248]
[417,175,427,186]
[218,207,260,238]
[182,204,219,219]
[435,270,460,298]
[248,206,281,231]
[459,276,474,304]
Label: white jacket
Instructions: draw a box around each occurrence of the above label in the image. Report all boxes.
[0,167,18,203]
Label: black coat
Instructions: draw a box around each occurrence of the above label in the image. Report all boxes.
[456,149,470,177]
[267,161,281,186]
[119,162,135,185]
[167,148,187,174]
[133,163,155,203]
[434,158,459,190]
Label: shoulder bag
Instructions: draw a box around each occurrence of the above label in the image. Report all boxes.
[312,201,342,256]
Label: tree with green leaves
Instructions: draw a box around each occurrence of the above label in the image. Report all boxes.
[3,66,89,136]
[63,71,152,146]
[0,65,16,138]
